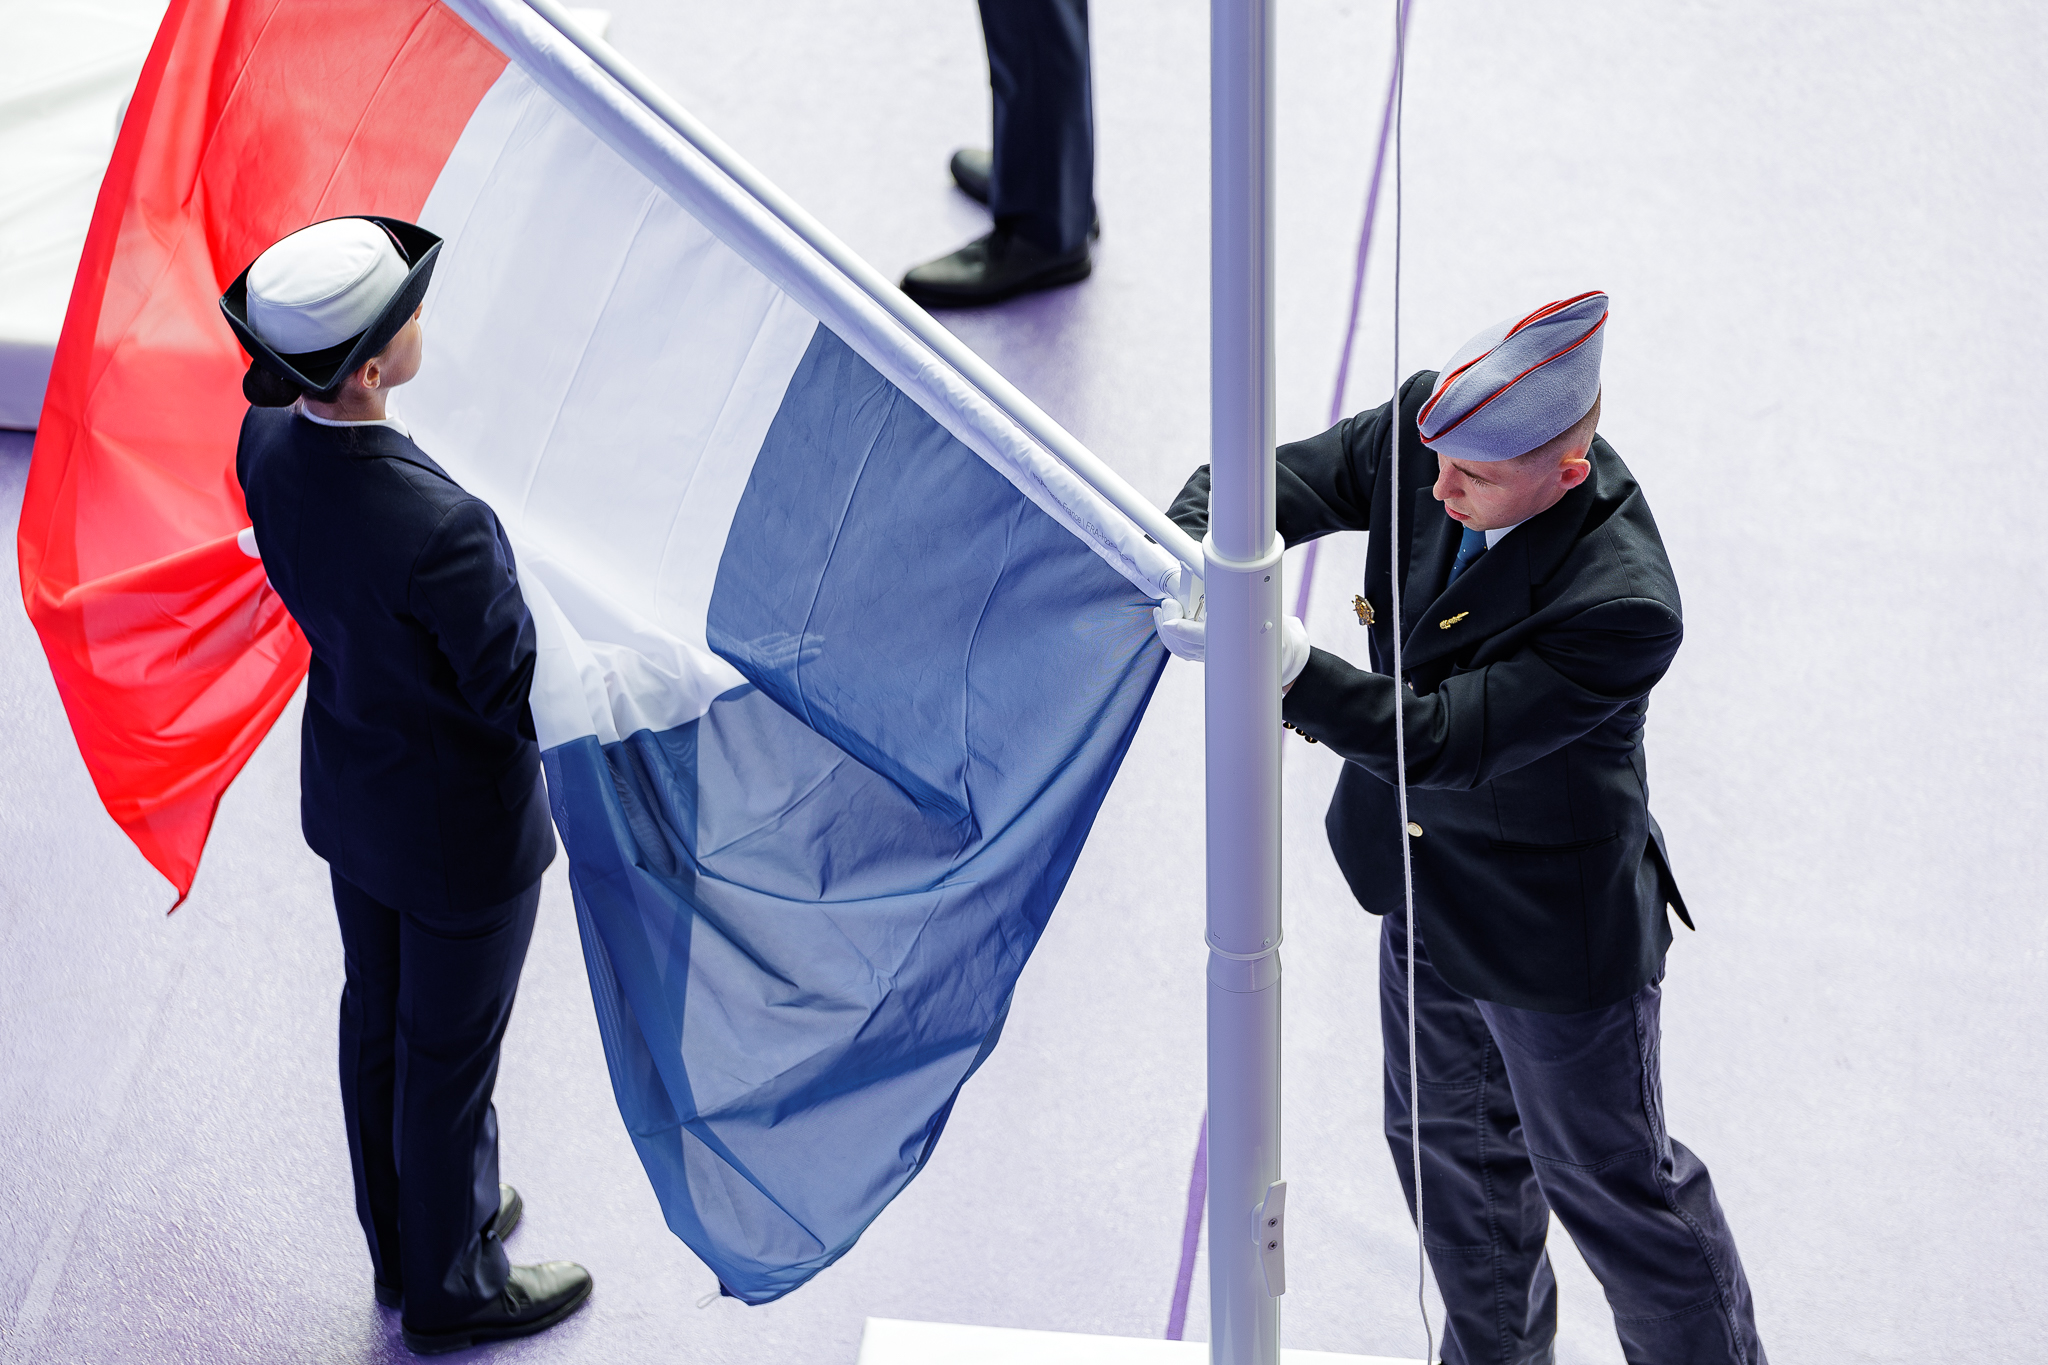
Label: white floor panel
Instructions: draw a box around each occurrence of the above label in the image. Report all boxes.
[857,1318,1422,1365]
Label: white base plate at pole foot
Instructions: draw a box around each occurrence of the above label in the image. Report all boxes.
[856,1318,1424,1365]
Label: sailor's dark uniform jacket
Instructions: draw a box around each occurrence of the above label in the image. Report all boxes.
[237,407,555,916]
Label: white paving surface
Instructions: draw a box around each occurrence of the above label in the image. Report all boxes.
[857,1317,1419,1365]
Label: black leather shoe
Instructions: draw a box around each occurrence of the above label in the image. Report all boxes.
[491,1183,523,1243]
[400,1261,593,1355]
[373,1185,523,1309]
[949,146,993,204]
[900,226,1090,308]
[949,148,1099,241]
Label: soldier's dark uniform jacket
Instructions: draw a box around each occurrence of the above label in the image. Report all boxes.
[1170,370,1690,1013]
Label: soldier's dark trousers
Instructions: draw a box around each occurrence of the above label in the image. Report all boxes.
[978,0,1094,255]
[1379,910,1767,1365]
[332,871,541,1327]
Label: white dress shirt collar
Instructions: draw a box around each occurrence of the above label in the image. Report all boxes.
[294,399,411,439]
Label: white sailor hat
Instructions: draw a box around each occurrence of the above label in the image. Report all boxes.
[219,216,442,403]
[1417,291,1607,461]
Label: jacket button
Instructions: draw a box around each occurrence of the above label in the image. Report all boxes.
[1406,822,1423,838]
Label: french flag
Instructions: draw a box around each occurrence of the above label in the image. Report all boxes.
[21,0,1177,1302]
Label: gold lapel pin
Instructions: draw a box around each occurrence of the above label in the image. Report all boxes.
[1438,611,1470,630]
[1351,594,1375,626]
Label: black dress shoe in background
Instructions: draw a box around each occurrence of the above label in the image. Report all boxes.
[491,1183,523,1243]
[949,146,993,204]
[401,1261,594,1355]
[948,147,1100,241]
[373,1184,524,1309]
[900,226,1091,308]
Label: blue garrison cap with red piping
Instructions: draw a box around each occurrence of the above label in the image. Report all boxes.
[1418,291,1608,461]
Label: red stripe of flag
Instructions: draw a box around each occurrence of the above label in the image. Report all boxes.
[16,0,506,905]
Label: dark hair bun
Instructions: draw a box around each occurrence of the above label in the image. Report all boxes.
[243,362,302,408]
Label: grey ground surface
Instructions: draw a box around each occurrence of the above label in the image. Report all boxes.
[4,2,2046,1361]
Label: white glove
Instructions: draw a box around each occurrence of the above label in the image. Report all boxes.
[1153,595,1206,662]
[1281,615,1310,688]
[1154,600,1308,686]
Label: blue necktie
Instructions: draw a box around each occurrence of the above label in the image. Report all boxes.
[1448,526,1486,584]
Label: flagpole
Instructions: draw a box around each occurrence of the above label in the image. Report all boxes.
[1207,0,1283,1360]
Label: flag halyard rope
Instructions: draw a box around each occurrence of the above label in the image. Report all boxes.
[1385,2,1437,1360]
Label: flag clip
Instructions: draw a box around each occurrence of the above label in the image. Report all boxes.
[1256,1179,1287,1296]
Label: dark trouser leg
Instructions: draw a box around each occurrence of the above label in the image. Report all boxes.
[1381,911,1557,1365]
[331,875,542,1328]
[333,873,404,1289]
[1478,984,1767,1365]
[977,0,1094,254]
[394,877,541,1326]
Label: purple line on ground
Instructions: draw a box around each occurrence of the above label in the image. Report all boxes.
[1292,0,1414,626]
[1164,1110,1208,1340]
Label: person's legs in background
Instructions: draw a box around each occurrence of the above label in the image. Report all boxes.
[980,0,1094,256]
[901,0,1095,305]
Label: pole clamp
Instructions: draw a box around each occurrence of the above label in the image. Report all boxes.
[1202,532,1286,576]
[1256,1179,1287,1296]
[1206,933,1282,961]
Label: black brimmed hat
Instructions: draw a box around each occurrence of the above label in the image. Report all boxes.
[220,216,442,403]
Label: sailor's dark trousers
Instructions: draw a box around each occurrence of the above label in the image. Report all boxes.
[978,0,1094,254]
[332,870,540,1327]
[1380,909,1767,1365]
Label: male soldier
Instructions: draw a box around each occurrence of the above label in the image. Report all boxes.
[1156,293,1767,1365]
[220,217,591,1355]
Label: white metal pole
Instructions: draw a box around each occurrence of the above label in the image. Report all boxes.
[1207,0,1282,1361]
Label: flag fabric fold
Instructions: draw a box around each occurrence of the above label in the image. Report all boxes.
[19,0,510,900]
[20,0,1170,1302]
